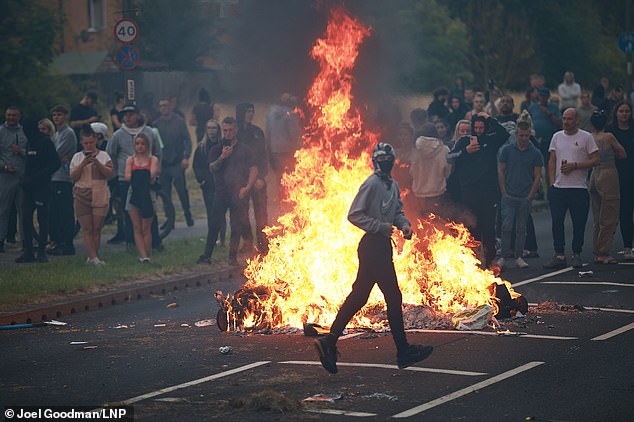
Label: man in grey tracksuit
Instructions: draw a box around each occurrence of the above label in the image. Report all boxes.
[0,106,27,253]
[314,143,433,374]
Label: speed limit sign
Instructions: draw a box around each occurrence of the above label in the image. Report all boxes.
[114,19,138,44]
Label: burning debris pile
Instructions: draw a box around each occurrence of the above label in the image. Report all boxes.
[215,7,525,334]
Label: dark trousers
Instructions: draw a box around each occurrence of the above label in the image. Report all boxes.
[461,188,497,267]
[619,188,634,249]
[250,183,268,252]
[22,189,49,256]
[117,181,133,244]
[549,187,589,254]
[203,192,252,260]
[161,164,191,220]
[201,186,226,247]
[330,233,408,354]
[49,181,75,248]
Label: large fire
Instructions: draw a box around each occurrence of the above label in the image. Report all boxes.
[222,7,519,332]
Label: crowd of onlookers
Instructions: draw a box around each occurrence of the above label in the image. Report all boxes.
[385,72,634,270]
[0,88,301,266]
[1,71,633,271]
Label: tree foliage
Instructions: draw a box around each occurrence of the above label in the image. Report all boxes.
[441,0,629,90]
[0,0,77,117]
[400,0,469,92]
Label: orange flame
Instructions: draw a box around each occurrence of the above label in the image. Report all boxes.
[227,7,518,332]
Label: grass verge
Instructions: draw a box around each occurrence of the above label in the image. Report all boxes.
[0,236,228,312]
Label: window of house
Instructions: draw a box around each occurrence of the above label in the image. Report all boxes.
[88,0,105,31]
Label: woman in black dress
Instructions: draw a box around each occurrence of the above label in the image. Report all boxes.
[125,133,160,263]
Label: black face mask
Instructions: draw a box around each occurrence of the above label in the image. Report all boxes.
[378,160,394,174]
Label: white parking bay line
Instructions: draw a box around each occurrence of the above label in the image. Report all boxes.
[406,328,577,340]
[392,361,544,418]
[121,361,271,405]
[279,361,485,376]
[541,281,634,287]
[512,267,573,287]
[591,322,634,341]
[582,306,634,314]
[306,409,377,417]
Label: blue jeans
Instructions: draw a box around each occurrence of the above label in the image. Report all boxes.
[548,187,589,255]
[501,195,531,258]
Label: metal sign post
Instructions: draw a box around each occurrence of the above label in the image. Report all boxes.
[113,18,140,104]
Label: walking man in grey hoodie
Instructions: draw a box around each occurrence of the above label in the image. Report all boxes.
[314,143,433,374]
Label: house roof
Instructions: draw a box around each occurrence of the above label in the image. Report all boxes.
[50,51,118,75]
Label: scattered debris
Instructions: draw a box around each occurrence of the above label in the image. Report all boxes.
[166,303,178,308]
[496,330,526,337]
[360,392,398,401]
[82,346,98,350]
[194,319,216,327]
[113,324,128,329]
[0,320,67,330]
[452,305,494,330]
[303,393,343,403]
[219,346,233,355]
[303,323,329,337]
[154,324,167,327]
[534,301,585,312]
[228,389,301,413]
[69,341,88,345]
[578,271,593,278]
[181,323,191,328]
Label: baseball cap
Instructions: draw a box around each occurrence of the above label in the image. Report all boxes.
[121,103,138,113]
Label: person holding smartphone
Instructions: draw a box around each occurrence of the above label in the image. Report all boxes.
[70,125,113,265]
[197,117,257,266]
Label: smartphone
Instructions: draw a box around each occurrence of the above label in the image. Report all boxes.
[222,139,232,148]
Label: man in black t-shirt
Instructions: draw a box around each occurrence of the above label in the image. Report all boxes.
[197,117,257,266]
[70,92,99,150]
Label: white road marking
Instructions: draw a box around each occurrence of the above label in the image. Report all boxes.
[279,361,485,376]
[406,328,576,340]
[121,361,271,405]
[339,332,365,340]
[511,267,573,287]
[591,322,634,341]
[582,306,634,314]
[540,281,633,287]
[521,334,577,340]
[306,408,377,417]
[392,361,545,418]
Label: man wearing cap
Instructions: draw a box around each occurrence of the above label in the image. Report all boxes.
[106,103,162,246]
[70,92,100,149]
[48,105,77,256]
[528,88,562,176]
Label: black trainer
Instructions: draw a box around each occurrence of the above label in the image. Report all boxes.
[397,344,433,369]
[185,212,195,227]
[314,337,338,374]
[196,255,211,264]
[15,253,36,263]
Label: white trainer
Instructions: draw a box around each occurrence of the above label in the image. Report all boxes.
[515,257,529,268]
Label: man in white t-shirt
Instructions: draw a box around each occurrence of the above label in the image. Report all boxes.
[544,108,599,269]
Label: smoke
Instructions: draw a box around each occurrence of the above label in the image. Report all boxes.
[226,0,419,103]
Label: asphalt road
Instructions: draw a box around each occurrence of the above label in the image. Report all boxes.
[1,208,633,421]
